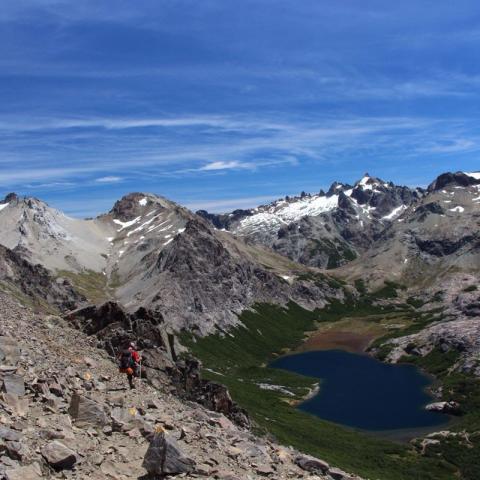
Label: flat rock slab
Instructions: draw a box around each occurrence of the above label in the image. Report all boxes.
[0,426,23,442]
[2,375,25,397]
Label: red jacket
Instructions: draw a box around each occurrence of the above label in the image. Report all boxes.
[129,347,141,364]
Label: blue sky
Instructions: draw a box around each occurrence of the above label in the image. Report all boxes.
[1,0,480,217]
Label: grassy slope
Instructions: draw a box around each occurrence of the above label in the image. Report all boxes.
[57,269,110,304]
[398,349,480,480]
[183,301,457,480]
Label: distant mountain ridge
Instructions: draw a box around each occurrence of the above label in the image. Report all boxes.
[0,191,335,335]
[198,173,424,269]
[0,170,478,333]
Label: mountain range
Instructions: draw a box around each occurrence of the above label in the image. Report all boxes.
[1,169,480,479]
[1,170,478,325]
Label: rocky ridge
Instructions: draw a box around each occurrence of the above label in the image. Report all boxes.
[0,192,337,335]
[0,292,362,480]
[198,174,423,269]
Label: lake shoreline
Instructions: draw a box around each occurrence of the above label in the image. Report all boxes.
[271,349,450,437]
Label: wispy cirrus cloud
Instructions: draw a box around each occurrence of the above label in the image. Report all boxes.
[2,1,480,216]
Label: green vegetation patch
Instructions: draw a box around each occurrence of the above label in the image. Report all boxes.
[183,302,457,480]
[57,269,109,304]
[400,348,480,480]
[306,238,357,269]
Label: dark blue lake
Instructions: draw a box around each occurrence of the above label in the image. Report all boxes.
[271,350,449,431]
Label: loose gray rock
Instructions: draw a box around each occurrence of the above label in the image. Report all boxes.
[2,375,25,397]
[68,393,109,427]
[0,427,22,442]
[142,430,195,475]
[41,440,77,470]
[295,454,330,474]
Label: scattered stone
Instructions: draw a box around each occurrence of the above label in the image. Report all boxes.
[1,393,29,417]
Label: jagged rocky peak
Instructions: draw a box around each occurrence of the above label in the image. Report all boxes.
[2,192,18,204]
[326,181,352,196]
[427,171,480,192]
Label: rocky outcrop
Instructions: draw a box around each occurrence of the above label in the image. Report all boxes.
[425,401,460,414]
[66,302,250,427]
[172,358,250,428]
[0,245,84,311]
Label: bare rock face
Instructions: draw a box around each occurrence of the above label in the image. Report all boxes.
[425,401,460,414]
[1,374,25,397]
[142,430,195,475]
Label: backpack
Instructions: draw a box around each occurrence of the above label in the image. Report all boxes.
[119,349,134,369]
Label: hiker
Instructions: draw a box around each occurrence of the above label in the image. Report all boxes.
[118,342,141,389]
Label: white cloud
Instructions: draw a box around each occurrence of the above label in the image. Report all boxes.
[95,176,123,183]
[199,161,253,171]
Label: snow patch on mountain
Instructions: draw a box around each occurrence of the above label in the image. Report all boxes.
[113,216,141,231]
[238,194,339,233]
[382,204,407,220]
[0,202,9,211]
[449,206,465,213]
[465,171,480,180]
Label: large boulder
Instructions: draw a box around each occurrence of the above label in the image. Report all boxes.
[142,429,195,475]
[295,454,330,474]
[425,401,460,414]
[68,393,109,427]
[41,441,77,470]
